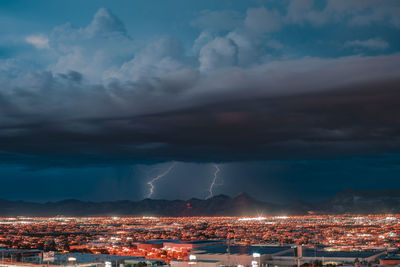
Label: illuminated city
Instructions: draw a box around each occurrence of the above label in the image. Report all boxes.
[0,216,399,266]
[1,0,400,266]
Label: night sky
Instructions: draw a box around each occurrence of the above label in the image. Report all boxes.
[0,0,400,203]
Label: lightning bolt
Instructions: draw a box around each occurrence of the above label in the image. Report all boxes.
[207,164,221,199]
[145,162,176,199]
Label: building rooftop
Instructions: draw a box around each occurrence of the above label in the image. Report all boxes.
[193,245,292,255]
[54,253,140,263]
[279,248,383,259]
[171,260,220,263]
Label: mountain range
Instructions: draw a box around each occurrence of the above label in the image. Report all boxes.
[1,188,400,216]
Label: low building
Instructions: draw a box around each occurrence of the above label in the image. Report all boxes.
[379,253,400,266]
[171,259,221,267]
[191,245,292,266]
[124,258,165,267]
[0,251,148,267]
[0,248,42,264]
[269,247,388,266]
[190,245,389,267]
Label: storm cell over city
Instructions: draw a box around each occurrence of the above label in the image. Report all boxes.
[1,0,400,203]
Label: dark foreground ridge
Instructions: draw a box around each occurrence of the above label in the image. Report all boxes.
[1,189,400,216]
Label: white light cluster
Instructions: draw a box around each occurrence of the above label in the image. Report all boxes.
[238,217,266,221]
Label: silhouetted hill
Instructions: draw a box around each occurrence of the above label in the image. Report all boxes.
[316,188,400,214]
[1,189,400,216]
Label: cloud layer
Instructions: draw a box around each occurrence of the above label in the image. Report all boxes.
[1,2,400,168]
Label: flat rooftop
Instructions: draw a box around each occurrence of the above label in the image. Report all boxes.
[194,245,292,255]
[279,249,383,258]
[54,253,139,263]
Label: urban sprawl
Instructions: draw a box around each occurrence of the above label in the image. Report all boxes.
[0,215,399,267]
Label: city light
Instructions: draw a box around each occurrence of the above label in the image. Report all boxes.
[0,214,398,265]
[238,217,266,221]
[189,255,197,261]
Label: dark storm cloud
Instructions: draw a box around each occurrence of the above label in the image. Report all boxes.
[0,4,400,168]
[0,57,400,168]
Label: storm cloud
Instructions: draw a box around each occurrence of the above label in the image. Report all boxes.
[0,2,400,169]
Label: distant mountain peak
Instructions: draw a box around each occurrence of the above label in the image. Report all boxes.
[53,199,83,204]
[206,194,231,200]
[333,188,357,198]
[1,189,400,216]
[234,192,255,201]
[187,197,202,202]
